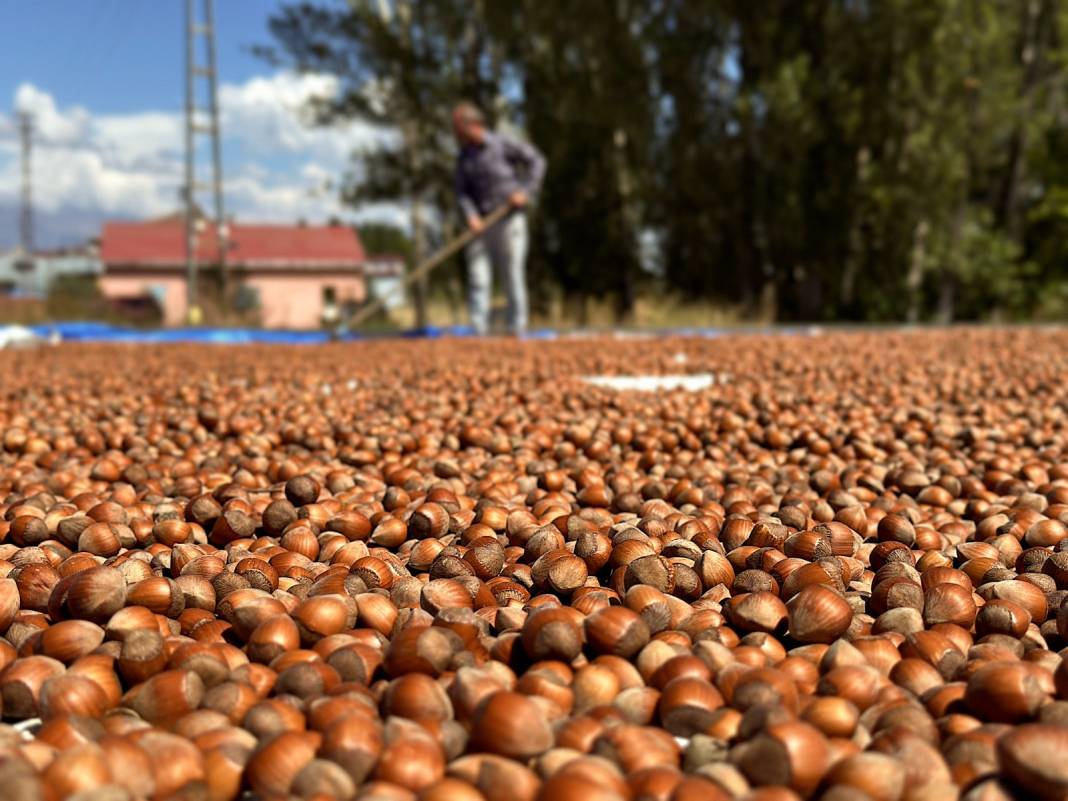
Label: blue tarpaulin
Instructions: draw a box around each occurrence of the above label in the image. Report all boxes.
[30,322,336,345]
[399,325,477,339]
[25,320,826,345]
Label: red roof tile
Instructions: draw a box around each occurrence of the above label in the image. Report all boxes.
[100,220,368,269]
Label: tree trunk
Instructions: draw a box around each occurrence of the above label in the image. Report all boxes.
[738,91,774,316]
[998,0,1044,239]
[757,270,778,323]
[937,274,956,325]
[611,127,638,324]
[841,146,871,312]
[461,4,488,111]
[937,204,965,325]
[905,218,928,323]
[735,9,778,317]
[439,216,462,324]
[577,292,589,328]
[392,0,428,329]
[410,194,428,329]
[400,116,428,328]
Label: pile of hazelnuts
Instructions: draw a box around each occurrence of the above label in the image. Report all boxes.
[0,330,1065,801]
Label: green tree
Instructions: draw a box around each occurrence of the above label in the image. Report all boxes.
[485,0,657,322]
[263,0,1068,325]
[261,1,497,327]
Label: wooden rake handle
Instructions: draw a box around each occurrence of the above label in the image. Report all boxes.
[347,205,512,330]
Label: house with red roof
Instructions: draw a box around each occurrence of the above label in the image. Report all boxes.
[98,218,403,328]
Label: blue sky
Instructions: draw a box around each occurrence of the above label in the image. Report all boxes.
[0,1,274,114]
[0,0,397,248]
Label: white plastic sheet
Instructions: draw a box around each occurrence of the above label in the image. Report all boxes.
[0,325,52,349]
[581,373,724,392]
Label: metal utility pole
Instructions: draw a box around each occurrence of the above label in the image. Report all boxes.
[184,0,197,324]
[19,112,33,256]
[12,111,35,280]
[204,0,227,297]
[184,0,226,325]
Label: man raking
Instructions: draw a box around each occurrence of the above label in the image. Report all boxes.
[452,102,546,336]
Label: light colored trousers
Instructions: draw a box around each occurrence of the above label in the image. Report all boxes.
[465,212,528,335]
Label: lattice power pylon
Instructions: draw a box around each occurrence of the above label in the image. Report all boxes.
[184,0,227,324]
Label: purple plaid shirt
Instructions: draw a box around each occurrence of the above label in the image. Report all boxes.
[454,131,546,219]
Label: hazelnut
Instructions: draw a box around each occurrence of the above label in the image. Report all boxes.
[732,721,830,796]
[786,585,853,644]
[964,661,1052,723]
[247,730,321,797]
[996,723,1068,801]
[470,691,554,760]
[585,607,651,658]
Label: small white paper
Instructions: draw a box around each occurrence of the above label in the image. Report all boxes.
[581,373,720,391]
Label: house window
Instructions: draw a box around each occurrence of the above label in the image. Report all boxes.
[234,285,261,312]
[321,285,340,326]
[145,284,168,307]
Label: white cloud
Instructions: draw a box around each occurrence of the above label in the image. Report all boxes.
[301,161,331,183]
[15,84,91,145]
[38,147,177,215]
[218,72,396,167]
[0,73,400,243]
[93,113,182,170]
[226,173,339,222]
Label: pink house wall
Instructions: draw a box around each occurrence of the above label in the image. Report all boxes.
[98,271,367,329]
[99,274,188,326]
[249,274,366,329]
